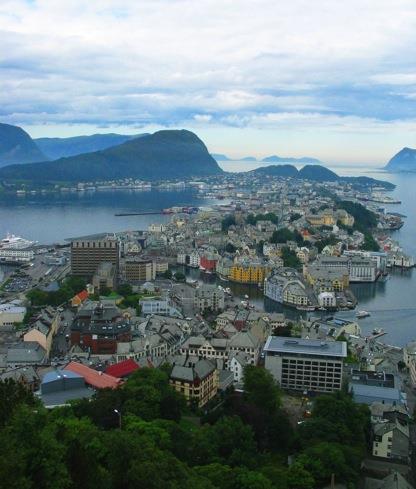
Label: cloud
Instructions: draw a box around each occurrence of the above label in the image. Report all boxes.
[0,0,415,159]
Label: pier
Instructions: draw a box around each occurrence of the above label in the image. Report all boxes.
[114,210,164,216]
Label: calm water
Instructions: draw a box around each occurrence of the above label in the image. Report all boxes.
[0,163,415,346]
[0,189,215,243]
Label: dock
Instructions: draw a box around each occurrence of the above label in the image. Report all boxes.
[114,211,163,216]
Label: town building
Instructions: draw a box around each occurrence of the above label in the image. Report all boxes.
[70,235,120,277]
[70,301,131,354]
[169,358,218,407]
[193,284,225,312]
[23,307,60,357]
[372,419,409,462]
[0,302,26,326]
[92,262,118,292]
[229,257,271,284]
[314,255,378,282]
[38,368,94,408]
[123,257,156,282]
[349,371,405,406]
[264,336,347,393]
[139,297,182,317]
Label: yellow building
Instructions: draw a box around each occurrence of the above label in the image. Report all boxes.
[335,209,355,227]
[306,210,335,227]
[170,359,219,407]
[229,258,271,284]
[23,307,60,357]
[304,266,349,292]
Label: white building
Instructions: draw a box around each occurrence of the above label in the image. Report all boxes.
[0,302,26,326]
[0,248,34,263]
[177,252,187,265]
[148,223,166,233]
[229,352,252,383]
[193,285,225,312]
[318,292,336,308]
[139,298,182,317]
[189,250,200,268]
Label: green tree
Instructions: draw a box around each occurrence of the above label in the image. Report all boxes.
[222,214,236,232]
[287,463,314,489]
[225,242,237,253]
[0,379,38,428]
[174,271,186,282]
[243,366,281,414]
[270,228,295,244]
[281,247,301,269]
[163,269,173,279]
[117,283,133,297]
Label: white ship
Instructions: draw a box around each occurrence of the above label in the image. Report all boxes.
[356,310,371,319]
[0,233,37,250]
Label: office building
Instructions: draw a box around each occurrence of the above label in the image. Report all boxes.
[264,336,347,393]
[123,257,156,282]
[70,235,120,278]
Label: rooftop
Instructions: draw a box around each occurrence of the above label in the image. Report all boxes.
[264,336,347,358]
[65,361,122,389]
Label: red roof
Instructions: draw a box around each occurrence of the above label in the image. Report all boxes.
[77,290,89,301]
[65,361,122,389]
[105,359,139,378]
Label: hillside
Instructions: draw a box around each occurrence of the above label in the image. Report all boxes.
[262,155,322,164]
[384,147,416,172]
[35,133,147,160]
[298,164,338,181]
[251,164,395,189]
[0,130,223,182]
[0,123,46,167]
[251,164,299,177]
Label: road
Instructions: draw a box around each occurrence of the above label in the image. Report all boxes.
[51,308,75,360]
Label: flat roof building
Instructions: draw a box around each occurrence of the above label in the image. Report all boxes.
[70,235,120,278]
[263,336,347,393]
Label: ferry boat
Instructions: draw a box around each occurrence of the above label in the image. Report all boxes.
[356,310,371,319]
[1,233,37,250]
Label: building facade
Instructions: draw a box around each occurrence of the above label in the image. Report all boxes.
[71,236,120,277]
[264,336,347,393]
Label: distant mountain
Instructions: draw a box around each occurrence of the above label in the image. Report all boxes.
[262,155,322,164]
[0,123,46,167]
[211,154,257,162]
[251,164,395,189]
[0,130,223,182]
[211,153,231,161]
[35,133,147,160]
[384,147,416,172]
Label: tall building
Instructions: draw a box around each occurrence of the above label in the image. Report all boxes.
[70,235,120,278]
[264,336,347,393]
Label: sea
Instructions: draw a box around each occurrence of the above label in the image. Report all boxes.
[0,160,415,347]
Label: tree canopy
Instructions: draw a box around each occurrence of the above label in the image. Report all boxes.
[0,368,370,489]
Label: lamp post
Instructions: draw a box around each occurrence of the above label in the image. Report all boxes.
[114,409,122,429]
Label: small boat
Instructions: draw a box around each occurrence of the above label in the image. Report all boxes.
[356,310,371,319]
[372,328,384,335]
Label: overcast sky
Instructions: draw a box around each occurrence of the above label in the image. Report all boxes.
[0,0,415,164]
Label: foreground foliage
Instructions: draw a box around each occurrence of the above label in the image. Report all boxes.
[0,366,370,488]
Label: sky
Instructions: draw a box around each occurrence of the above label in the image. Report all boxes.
[0,0,416,164]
